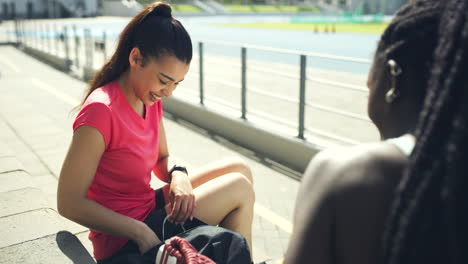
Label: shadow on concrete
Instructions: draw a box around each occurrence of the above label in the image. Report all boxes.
[56,231,96,264]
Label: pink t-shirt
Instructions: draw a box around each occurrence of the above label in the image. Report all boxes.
[73,81,168,260]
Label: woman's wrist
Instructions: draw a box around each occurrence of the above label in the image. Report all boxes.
[171,171,189,182]
[168,165,188,182]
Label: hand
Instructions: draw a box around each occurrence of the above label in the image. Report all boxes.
[134,222,162,254]
[169,171,196,224]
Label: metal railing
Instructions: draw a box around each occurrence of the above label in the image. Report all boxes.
[194,39,373,145]
[3,19,376,146]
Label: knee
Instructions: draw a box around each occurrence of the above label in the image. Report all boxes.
[231,172,255,205]
[226,157,253,185]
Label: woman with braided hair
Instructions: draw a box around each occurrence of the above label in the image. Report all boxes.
[285,0,468,263]
[57,1,255,263]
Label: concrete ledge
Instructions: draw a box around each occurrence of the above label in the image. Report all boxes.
[163,97,321,173]
[83,66,96,82]
[0,156,24,173]
[22,46,71,72]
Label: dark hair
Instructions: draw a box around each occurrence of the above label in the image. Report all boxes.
[80,1,192,106]
[379,0,468,263]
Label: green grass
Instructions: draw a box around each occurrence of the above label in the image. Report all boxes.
[225,5,319,13]
[218,22,389,34]
[172,4,201,13]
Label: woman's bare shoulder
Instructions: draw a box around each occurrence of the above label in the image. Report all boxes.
[289,142,409,264]
[302,142,408,194]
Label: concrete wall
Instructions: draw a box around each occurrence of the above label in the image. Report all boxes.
[349,0,408,15]
[0,0,99,19]
[22,45,72,72]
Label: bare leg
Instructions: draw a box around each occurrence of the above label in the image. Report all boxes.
[192,172,255,256]
[189,157,253,188]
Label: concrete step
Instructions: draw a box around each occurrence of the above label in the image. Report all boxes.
[0,208,87,248]
[0,171,34,193]
[0,232,95,264]
[0,156,25,174]
[0,141,13,158]
[0,188,50,217]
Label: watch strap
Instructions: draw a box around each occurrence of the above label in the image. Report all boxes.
[168,165,188,183]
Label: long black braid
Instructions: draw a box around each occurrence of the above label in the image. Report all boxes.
[380,0,468,263]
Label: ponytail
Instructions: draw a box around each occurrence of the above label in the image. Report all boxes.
[79,1,192,107]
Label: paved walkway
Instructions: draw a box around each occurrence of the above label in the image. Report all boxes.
[0,45,299,263]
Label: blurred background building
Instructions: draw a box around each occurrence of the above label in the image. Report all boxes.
[0,0,408,19]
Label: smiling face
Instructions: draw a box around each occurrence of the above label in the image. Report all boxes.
[126,47,190,107]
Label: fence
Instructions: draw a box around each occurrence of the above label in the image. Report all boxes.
[1,18,379,148]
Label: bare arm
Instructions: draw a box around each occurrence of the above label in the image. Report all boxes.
[153,120,170,181]
[284,151,335,264]
[152,119,195,224]
[285,144,405,264]
[57,125,160,253]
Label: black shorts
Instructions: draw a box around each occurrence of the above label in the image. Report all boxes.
[97,188,207,264]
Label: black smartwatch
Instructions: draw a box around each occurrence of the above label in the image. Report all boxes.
[168,165,188,183]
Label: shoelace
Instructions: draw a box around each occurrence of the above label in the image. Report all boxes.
[163,237,215,264]
[162,215,186,242]
[159,216,215,263]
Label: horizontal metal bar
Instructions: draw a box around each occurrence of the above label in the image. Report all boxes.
[249,109,361,145]
[187,72,369,120]
[249,88,298,104]
[192,65,367,94]
[178,88,361,145]
[305,102,371,122]
[249,65,297,80]
[307,76,368,93]
[201,39,372,64]
[177,87,240,111]
[205,96,241,110]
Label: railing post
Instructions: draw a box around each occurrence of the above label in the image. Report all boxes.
[42,23,46,51]
[241,47,247,120]
[102,30,107,61]
[84,28,90,69]
[84,28,93,72]
[47,24,51,53]
[14,19,19,44]
[34,22,38,49]
[54,24,59,56]
[199,42,204,105]
[73,25,80,68]
[298,54,307,140]
[64,26,70,70]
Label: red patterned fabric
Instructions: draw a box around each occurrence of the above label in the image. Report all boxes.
[161,236,215,264]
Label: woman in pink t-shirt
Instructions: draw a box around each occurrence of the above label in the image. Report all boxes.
[57,2,255,262]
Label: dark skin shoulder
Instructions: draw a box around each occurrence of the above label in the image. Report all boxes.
[285,141,409,264]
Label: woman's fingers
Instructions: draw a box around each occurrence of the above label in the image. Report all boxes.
[176,197,190,224]
[182,196,194,223]
[170,195,181,223]
[190,195,196,221]
[171,194,196,224]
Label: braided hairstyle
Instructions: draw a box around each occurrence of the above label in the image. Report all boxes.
[379,0,468,263]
